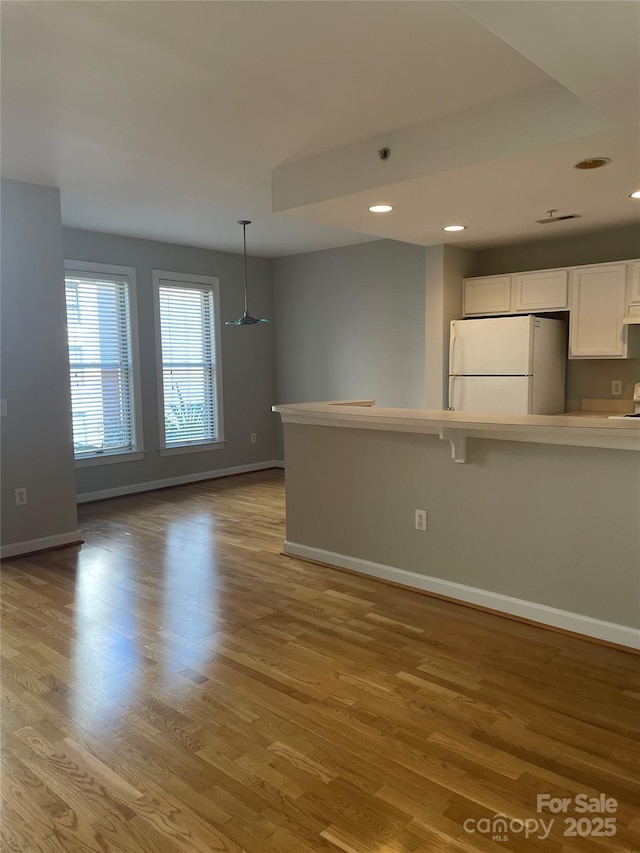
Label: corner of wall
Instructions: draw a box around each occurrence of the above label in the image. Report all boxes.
[1,179,78,552]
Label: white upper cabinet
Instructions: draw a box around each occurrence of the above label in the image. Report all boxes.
[463,260,639,357]
[463,276,511,316]
[513,269,568,312]
[463,269,568,317]
[569,264,629,358]
[630,261,640,305]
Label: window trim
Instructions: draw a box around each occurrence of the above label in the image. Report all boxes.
[64,259,144,467]
[75,451,145,469]
[152,270,225,453]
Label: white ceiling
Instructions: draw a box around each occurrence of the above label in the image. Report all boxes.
[2,1,638,257]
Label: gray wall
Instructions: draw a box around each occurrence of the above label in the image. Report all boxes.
[564,359,640,413]
[273,239,425,458]
[474,223,640,275]
[284,423,640,628]
[475,224,640,412]
[63,228,276,496]
[424,244,478,408]
[1,179,78,547]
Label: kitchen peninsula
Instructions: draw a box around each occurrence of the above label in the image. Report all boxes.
[273,400,640,650]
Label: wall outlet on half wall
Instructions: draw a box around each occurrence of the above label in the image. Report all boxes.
[611,380,622,396]
[415,509,427,531]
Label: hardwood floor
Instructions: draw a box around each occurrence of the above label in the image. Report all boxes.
[2,469,639,852]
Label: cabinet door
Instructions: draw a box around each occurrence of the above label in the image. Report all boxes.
[569,264,628,358]
[463,276,511,316]
[630,261,640,305]
[514,269,567,312]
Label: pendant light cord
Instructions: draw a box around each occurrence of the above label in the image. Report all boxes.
[242,223,249,316]
[225,218,267,325]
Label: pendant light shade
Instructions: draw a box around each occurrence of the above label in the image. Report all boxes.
[225,220,269,326]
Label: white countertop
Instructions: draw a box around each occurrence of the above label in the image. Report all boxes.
[273,400,640,457]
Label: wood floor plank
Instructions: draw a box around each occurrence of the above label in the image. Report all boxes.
[2,469,639,852]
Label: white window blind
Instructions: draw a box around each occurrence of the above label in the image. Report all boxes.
[65,272,137,459]
[157,283,220,447]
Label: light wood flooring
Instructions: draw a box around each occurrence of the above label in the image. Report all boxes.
[1,469,639,852]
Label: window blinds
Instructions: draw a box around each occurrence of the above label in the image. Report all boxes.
[158,283,218,446]
[65,274,135,458]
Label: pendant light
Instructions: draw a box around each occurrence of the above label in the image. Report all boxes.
[225,220,269,325]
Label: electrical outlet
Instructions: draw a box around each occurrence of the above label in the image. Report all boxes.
[15,487,27,506]
[612,380,622,396]
[415,509,427,531]
[250,433,257,444]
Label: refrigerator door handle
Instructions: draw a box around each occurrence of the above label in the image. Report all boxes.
[449,322,457,376]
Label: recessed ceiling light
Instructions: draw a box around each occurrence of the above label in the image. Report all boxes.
[629,190,640,199]
[369,204,393,213]
[573,157,611,170]
[442,224,466,232]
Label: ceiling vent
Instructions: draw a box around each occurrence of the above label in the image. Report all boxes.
[536,210,581,224]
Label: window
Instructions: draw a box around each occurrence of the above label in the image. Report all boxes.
[64,261,142,464]
[153,271,224,454]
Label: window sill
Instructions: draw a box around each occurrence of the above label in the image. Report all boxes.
[75,451,145,468]
[160,440,226,457]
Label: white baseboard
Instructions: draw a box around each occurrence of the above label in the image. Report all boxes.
[273,460,285,469]
[77,460,282,504]
[283,541,640,651]
[1,530,83,559]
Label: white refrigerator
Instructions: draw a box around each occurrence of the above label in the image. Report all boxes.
[448,315,566,414]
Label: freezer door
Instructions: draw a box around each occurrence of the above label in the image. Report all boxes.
[450,316,533,375]
[449,376,532,414]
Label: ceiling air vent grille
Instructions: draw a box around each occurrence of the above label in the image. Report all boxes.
[536,213,581,224]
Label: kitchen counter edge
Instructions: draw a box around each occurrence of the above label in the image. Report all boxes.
[272,400,640,454]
